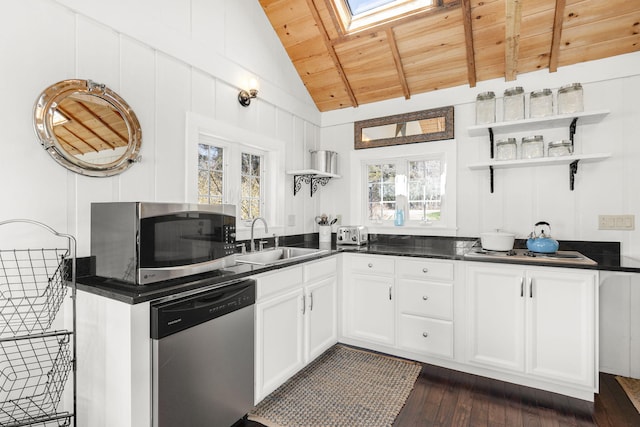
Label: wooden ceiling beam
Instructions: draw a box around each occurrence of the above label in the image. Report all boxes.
[504,0,523,81]
[549,0,566,72]
[306,0,358,107]
[386,27,411,99]
[460,0,476,87]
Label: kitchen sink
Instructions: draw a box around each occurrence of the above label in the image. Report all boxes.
[235,247,329,266]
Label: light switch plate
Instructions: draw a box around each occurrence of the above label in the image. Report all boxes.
[598,214,635,230]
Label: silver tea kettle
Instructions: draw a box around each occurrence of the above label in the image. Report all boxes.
[526,221,559,253]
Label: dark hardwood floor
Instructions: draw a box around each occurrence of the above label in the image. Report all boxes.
[240,364,640,427]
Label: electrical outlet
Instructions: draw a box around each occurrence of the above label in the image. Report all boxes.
[336,214,342,225]
[287,214,296,226]
[598,215,635,230]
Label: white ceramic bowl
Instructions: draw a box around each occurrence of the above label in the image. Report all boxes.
[480,231,516,251]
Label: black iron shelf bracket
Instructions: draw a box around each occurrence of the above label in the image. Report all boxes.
[293,174,333,197]
[489,128,495,193]
[569,117,578,152]
[569,160,579,191]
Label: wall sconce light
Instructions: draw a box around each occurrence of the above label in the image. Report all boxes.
[238,78,258,107]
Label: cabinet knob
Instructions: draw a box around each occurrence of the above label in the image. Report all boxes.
[368,263,373,268]
[422,332,429,338]
[422,268,429,273]
[422,296,429,301]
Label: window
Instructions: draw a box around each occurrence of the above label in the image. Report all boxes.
[198,144,224,205]
[366,157,443,224]
[186,114,285,240]
[240,152,263,221]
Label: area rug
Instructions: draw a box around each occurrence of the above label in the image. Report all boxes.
[616,376,640,413]
[248,345,421,427]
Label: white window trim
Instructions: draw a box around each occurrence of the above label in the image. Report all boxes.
[185,112,285,240]
[349,138,457,236]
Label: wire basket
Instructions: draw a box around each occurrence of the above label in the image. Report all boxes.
[0,249,69,338]
[0,333,73,426]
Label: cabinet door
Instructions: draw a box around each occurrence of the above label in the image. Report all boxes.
[466,263,525,372]
[526,269,596,387]
[305,276,337,363]
[346,273,395,345]
[255,288,304,402]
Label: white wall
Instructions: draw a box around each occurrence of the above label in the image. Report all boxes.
[320,52,640,257]
[1,0,323,257]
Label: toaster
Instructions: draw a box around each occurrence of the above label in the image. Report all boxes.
[336,226,368,245]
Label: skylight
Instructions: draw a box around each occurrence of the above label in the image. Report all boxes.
[335,0,434,33]
[346,0,396,16]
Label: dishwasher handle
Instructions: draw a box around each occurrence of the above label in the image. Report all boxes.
[151,279,255,339]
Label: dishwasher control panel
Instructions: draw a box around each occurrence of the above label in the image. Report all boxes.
[150,279,255,339]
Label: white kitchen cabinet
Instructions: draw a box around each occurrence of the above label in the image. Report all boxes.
[303,256,338,362]
[254,266,305,402]
[466,262,597,389]
[255,256,338,403]
[343,254,395,346]
[397,258,455,358]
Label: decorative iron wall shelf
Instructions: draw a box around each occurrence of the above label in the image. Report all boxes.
[286,169,340,197]
[467,110,610,192]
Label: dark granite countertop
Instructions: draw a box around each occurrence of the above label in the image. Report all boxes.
[76,233,636,305]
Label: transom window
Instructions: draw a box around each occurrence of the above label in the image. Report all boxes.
[335,0,434,32]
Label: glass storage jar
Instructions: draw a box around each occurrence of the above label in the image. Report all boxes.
[503,87,525,121]
[495,138,518,161]
[557,83,583,114]
[521,135,544,159]
[476,92,496,124]
[529,88,553,118]
[548,140,573,157]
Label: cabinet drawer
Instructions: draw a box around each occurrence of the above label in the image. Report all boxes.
[256,266,303,300]
[348,254,394,276]
[304,256,337,282]
[398,314,453,358]
[398,280,452,320]
[397,258,454,281]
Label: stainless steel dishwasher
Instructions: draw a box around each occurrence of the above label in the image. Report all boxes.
[151,278,255,427]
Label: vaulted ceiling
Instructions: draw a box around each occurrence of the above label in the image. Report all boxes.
[259,0,640,112]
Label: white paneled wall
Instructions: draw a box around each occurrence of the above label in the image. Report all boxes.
[1,0,322,256]
[321,53,640,256]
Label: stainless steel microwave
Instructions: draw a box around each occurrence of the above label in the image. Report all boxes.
[91,202,236,285]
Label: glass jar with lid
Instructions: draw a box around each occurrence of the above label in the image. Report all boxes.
[495,138,518,161]
[503,87,525,121]
[529,88,553,118]
[557,83,583,114]
[476,92,496,124]
[548,140,573,157]
[521,135,544,159]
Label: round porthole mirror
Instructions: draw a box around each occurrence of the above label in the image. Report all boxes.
[33,79,142,177]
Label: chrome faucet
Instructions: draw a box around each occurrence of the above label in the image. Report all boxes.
[250,217,268,252]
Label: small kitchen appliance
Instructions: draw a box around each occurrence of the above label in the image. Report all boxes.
[91,202,237,285]
[526,221,560,254]
[336,226,368,245]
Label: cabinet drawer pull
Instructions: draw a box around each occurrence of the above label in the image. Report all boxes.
[389,286,392,300]
[422,268,429,273]
[529,278,534,298]
[309,292,314,311]
[422,296,429,301]
[422,332,429,338]
[368,263,373,268]
[520,277,524,297]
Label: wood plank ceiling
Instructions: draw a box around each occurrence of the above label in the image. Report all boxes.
[259,0,640,112]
